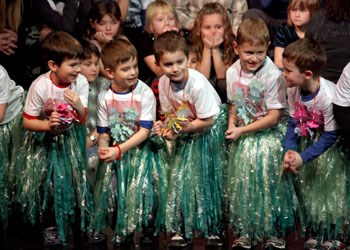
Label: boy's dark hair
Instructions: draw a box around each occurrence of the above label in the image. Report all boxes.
[80,39,100,60]
[101,38,137,70]
[153,31,188,64]
[283,37,327,78]
[41,31,83,66]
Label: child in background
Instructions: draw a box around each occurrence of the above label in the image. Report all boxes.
[187,39,200,70]
[139,0,180,85]
[153,31,227,247]
[225,19,298,250]
[79,40,110,190]
[333,62,350,150]
[282,38,349,249]
[92,38,167,247]
[85,0,123,77]
[274,0,320,69]
[190,2,236,102]
[12,31,92,246]
[0,65,24,228]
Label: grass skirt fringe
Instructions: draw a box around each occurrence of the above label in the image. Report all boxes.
[11,125,93,245]
[92,137,169,242]
[0,113,23,228]
[227,122,300,240]
[298,137,350,241]
[165,105,228,239]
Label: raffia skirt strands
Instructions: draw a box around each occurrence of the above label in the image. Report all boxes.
[0,113,23,228]
[11,125,93,245]
[165,105,228,239]
[298,136,350,240]
[227,121,300,240]
[92,135,169,242]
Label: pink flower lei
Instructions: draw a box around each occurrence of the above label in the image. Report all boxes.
[293,100,321,137]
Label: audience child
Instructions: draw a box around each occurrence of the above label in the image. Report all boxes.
[139,0,180,85]
[282,38,349,249]
[274,0,320,69]
[190,2,236,102]
[225,18,297,250]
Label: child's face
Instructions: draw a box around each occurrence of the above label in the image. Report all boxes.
[200,13,225,40]
[151,10,177,38]
[158,51,188,83]
[282,58,306,88]
[91,14,120,40]
[107,57,139,92]
[187,51,199,70]
[52,58,81,83]
[80,54,100,83]
[290,7,311,28]
[234,41,268,72]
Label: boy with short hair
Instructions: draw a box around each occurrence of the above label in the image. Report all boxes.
[92,38,165,245]
[225,18,296,250]
[282,38,347,248]
[153,31,227,247]
[13,31,92,246]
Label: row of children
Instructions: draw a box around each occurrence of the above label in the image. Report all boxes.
[1,14,350,249]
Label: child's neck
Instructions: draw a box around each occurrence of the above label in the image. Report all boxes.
[294,25,306,38]
[50,72,70,87]
[112,82,134,93]
[301,77,320,94]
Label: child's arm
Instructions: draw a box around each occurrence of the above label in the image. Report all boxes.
[226,108,282,140]
[144,55,163,77]
[98,127,151,162]
[227,104,238,130]
[64,88,87,124]
[274,46,284,69]
[0,103,6,123]
[181,116,214,134]
[23,111,61,132]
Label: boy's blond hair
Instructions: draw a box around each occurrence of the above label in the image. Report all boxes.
[101,38,137,70]
[283,37,327,78]
[236,18,270,47]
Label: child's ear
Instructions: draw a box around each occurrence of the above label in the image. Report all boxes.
[104,68,114,80]
[233,41,239,55]
[304,70,314,80]
[47,60,58,72]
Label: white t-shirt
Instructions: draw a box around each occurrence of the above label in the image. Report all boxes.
[333,62,350,107]
[158,68,221,120]
[97,79,156,130]
[287,77,338,132]
[226,56,286,125]
[24,71,89,119]
[0,65,24,125]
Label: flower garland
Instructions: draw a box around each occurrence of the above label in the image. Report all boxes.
[293,100,321,137]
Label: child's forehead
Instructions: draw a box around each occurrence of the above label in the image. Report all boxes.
[160,50,186,60]
[238,40,269,50]
[154,8,173,16]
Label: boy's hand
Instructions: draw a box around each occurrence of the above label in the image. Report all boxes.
[282,150,303,173]
[48,111,61,130]
[64,88,83,111]
[98,146,120,163]
[225,125,242,141]
[153,120,164,135]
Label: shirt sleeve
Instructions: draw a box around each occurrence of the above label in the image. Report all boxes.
[300,130,338,164]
